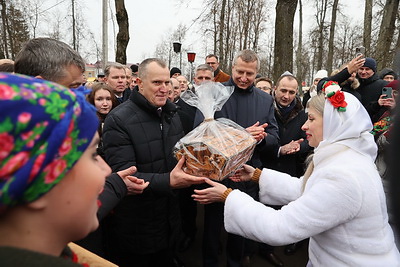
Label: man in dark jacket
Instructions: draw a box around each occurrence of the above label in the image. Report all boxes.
[195,50,280,267]
[102,58,205,267]
[356,57,388,118]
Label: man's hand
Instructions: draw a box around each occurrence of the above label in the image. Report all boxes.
[246,121,268,142]
[279,139,304,155]
[170,157,207,189]
[117,166,149,195]
[347,55,366,74]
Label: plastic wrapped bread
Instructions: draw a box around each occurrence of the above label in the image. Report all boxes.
[174,82,256,181]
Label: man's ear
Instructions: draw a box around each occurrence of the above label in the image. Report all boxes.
[136,78,143,91]
[35,75,44,80]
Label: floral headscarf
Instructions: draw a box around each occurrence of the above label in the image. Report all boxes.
[0,73,99,213]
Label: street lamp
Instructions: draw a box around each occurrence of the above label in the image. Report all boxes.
[173,42,182,70]
[187,51,196,82]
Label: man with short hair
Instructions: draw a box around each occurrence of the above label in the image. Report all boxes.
[197,49,279,267]
[176,75,189,91]
[205,54,230,83]
[255,77,273,94]
[104,63,127,103]
[170,77,181,102]
[194,64,214,85]
[14,37,85,88]
[103,58,205,267]
[356,57,388,118]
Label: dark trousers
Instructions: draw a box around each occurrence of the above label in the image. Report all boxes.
[202,202,247,267]
[178,185,198,239]
[111,248,175,267]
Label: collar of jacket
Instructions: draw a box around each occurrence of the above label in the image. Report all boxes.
[274,96,304,123]
[224,77,254,93]
[129,86,179,119]
[358,73,379,86]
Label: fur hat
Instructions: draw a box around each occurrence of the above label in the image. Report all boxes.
[363,57,377,73]
[379,68,398,80]
[170,67,181,77]
[130,64,139,73]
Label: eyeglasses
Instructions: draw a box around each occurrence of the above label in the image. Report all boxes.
[259,86,272,91]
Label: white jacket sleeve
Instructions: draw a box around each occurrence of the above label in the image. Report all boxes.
[223,170,363,246]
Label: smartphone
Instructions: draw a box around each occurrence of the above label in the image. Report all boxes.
[382,87,393,99]
[355,46,365,57]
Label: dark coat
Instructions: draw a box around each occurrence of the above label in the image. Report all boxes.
[176,98,196,134]
[357,73,388,116]
[102,88,184,254]
[263,97,311,177]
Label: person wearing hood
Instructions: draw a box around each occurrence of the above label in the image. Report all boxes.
[379,68,398,82]
[302,69,327,108]
[193,83,400,266]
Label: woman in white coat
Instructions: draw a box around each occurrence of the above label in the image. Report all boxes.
[193,83,400,266]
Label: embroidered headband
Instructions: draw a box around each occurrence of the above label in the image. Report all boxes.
[322,81,347,112]
[0,73,99,213]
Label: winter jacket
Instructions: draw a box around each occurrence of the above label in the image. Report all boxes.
[318,68,362,101]
[224,144,400,266]
[214,69,230,83]
[357,73,388,116]
[263,97,310,177]
[102,88,184,254]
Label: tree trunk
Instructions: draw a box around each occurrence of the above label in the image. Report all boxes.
[273,0,298,82]
[375,0,399,70]
[363,0,373,55]
[114,0,129,64]
[296,0,303,84]
[327,0,339,74]
[71,0,76,50]
[0,0,9,58]
[316,0,328,70]
[218,0,226,57]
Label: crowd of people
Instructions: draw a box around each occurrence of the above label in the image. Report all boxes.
[0,37,400,267]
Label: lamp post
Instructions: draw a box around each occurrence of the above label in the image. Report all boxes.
[187,51,196,83]
[173,42,182,70]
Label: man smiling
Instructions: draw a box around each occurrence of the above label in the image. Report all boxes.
[102,58,205,267]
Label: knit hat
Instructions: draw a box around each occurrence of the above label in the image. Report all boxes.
[379,68,398,80]
[314,70,328,80]
[170,67,181,77]
[130,64,139,73]
[0,73,99,213]
[386,80,399,91]
[362,57,377,73]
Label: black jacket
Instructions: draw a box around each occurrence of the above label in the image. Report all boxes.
[263,97,311,177]
[357,73,388,116]
[102,88,184,254]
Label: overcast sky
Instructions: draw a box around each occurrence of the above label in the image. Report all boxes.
[39,0,365,65]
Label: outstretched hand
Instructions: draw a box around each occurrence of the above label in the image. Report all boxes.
[170,157,207,188]
[229,164,255,182]
[280,138,304,155]
[192,179,227,204]
[117,166,149,195]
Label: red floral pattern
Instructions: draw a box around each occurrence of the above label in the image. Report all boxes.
[0,133,14,160]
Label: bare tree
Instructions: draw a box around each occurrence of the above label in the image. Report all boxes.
[295,0,304,85]
[273,0,298,82]
[375,0,399,70]
[364,0,373,54]
[326,0,339,74]
[114,0,129,64]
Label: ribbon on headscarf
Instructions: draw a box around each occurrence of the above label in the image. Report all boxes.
[0,72,99,213]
